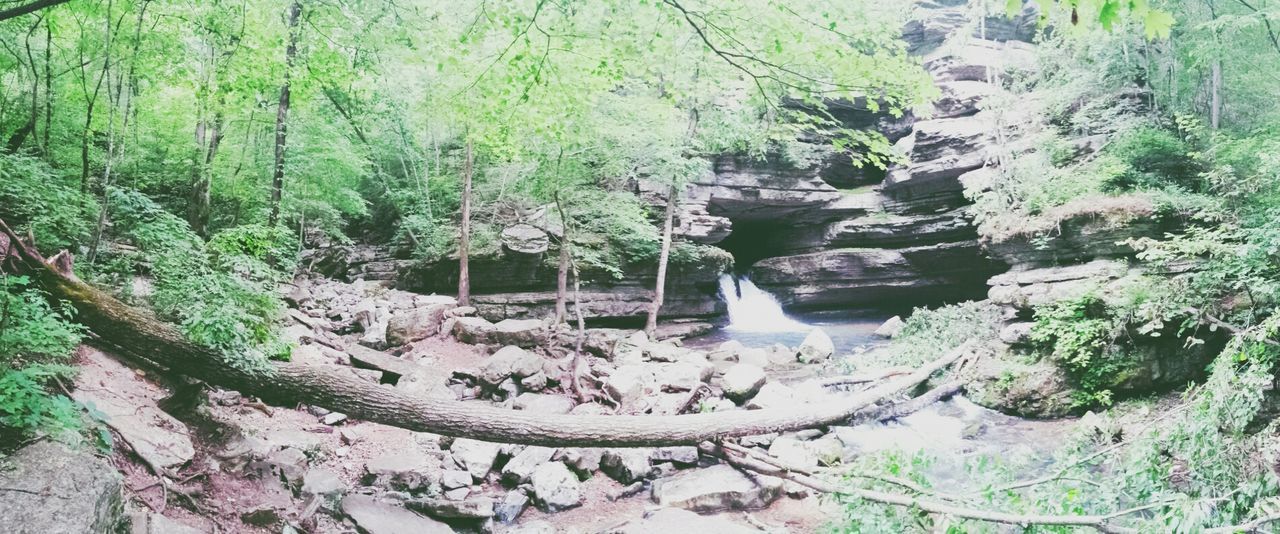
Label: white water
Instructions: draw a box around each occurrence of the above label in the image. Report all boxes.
[718,274,809,332]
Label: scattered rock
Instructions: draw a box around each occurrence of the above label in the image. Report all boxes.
[440,470,472,490]
[341,494,456,534]
[452,317,497,344]
[744,382,799,410]
[494,490,530,523]
[529,462,583,511]
[507,520,557,534]
[555,448,604,476]
[300,469,346,508]
[408,497,495,520]
[490,319,549,347]
[604,365,659,406]
[796,328,835,363]
[721,364,767,402]
[650,464,783,512]
[651,446,700,466]
[364,453,443,493]
[875,316,906,338]
[502,446,557,485]
[479,346,545,386]
[321,412,348,426]
[768,436,818,470]
[501,224,550,255]
[449,439,503,481]
[601,449,654,483]
[0,441,122,534]
[386,304,451,346]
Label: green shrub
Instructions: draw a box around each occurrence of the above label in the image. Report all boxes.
[0,153,97,251]
[208,223,300,281]
[1030,294,1134,407]
[856,301,1003,370]
[1103,126,1206,192]
[0,275,86,440]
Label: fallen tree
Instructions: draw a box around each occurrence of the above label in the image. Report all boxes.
[0,219,973,447]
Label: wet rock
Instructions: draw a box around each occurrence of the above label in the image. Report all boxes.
[529,462,583,511]
[650,464,783,512]
[364,453,443,493]
[721,364,767,403]
[502,446,557,485]
[408,496,495,520]
[602,507,758,534]
[512,393,575,414]
[0,441,122,534]
[341,494,456,534]
[386,303,452,346]
[875,316,905,338]
[501,224,550,255]
[796,328,834,363]
[448,439,503,481]
[601,449,654,483]
[494,490,530,523]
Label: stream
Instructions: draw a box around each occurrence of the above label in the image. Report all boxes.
[690,275,1077,492]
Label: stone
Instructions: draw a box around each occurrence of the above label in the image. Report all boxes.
[341,494,456,534]
[655,362,707,392]
[443,487,471,501]
[529,462,583,511]
[512,393,576,414]
[650,446,700,466]
[519,371,548,392]
[396,372,457,400]
[999,322,1035,345]
[810,436,845,466]
[408,497,495,520]
[601,449,654,483]
[875,316,906,338]
[364,453,443,493]
[721,364,767,402]
[745,382,800,410]
[508,520,557,534]
[650,464,783,512]
[440,470,472,490]
[386,304,451,346]
[257,447,308,488]
[501,224,550,255]
[796,328,835,363]
[604,364,660,406]
[491,319,549,347]
[502,446,557,485]
[602,507,759,534]
[449,439,503,480]
[768,436,818,470]
[0,441,122,534]
[360,316,390,349]
[555,448,605,476]
[494,491,530,523]
[131,513,206,534]
[301,469,346,509]
[452,316,496,344]
[479,346,545,386]
[322,412,348,425]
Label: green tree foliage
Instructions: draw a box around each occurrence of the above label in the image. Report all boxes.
[0,275,85,440]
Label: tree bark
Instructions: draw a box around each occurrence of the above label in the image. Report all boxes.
[268,0,302,227]
[645,184,678,338]
[42,17,52,152]
[0,218,969,447]
[0,0,70,23]
[553,192,570,324]
[187,109,223,238]
[1210,60,1222,129]
[457,139,473,307]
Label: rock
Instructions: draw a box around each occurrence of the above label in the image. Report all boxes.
[502,446,557,485]
[322,412,348,425]
[736,347,770,368]
[491,319,549,347]
[651,464,783,512]
[796,328,835,363]
[721,364,767,402]
[341,494,456,534]
[810,436,845,466]
[875,316,906,338]
[301,469,346,507]
[507,520,557,534]
[512,393,576,414]
[519,371,548,392]
[745,382,800,410]
[601,449,654,483]
[408,497,495,520]
[999,322,1035,345]
[494,490,530,523]
[452,316,496,344]
[529,462,583,511]
[479,346,545,386]
[0,441,122,534]
[348,345,421,381]
[555,448,604,476]
[768,436,818,470]
[396,372,457,400]
[602,507,759,534]
[449,438,503,480]
[386,303,451,346]
[655,362,707,392]
[651,446,700,466]
[604,364,660,406]
[440,470,472,490]
[364,453,443,493]
[360,317,390,348]
[501,224,550,255]
[129,512,206,534]
[255,447,308,488]
[443,487,471,500]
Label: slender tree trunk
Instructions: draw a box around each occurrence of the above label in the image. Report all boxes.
[268,0,301,227]
[457,139,473,307]
[645,184,678,338]
[24,16,41,153]
[188,109,222,237]
[1210,60,1222,129]
[42,17,51,152]
[553,190,570,324]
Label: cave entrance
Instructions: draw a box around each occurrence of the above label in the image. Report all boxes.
[714,220,797,274]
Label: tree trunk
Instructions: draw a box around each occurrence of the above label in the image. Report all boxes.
[1210,60,1222,129]
[553,192,570,324]
[268,0,301,227]
[645,184,678,338]
[0,0,71,23]
[42,17,51,152]
[457,139,473,307]
[0,217,968,447]
[188,109,223,238]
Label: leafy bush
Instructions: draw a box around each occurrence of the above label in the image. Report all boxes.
[1102,126,1206,192]
[1031,294,1137,407]
[855,301,1003,370]
[0,275,86,440]
[208,223,300,282]
[0,153,97,251]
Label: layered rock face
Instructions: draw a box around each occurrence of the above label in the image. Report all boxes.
[683,1,1032,311]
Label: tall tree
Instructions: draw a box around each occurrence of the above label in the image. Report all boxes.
[268,0,301,227]
[457,138,473,307]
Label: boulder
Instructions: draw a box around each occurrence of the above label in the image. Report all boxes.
[386,304,451,346]
[494,490,530,523]
[650,464,783,512]
[875,316,905,338]
[721,364,767,402]
[479,346,545,386]
[768,436,819,470]
[529,462,583,511]
[452,316,496,344]
[300,469,346,509]
[602,507,758,534]
[501,224,550,255]
[604,365,660,406]
[449,438,503,480]
[502,446,557,485]
[491,319,549,347]
[340,495,455,534]
[555,448,605,476]
[364,453,443,493]
[651,446,700,466]
[796,328,835,363]
[0,441,123,534]
[601,449,654,483]
[407,497,495,520]
[512,393,576,414]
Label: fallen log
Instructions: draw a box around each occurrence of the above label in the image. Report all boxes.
[0,219,971,447]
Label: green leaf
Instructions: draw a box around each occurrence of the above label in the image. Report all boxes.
[1143,9,1175,39]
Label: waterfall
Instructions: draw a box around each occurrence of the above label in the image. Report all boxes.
[718,274,808,332]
